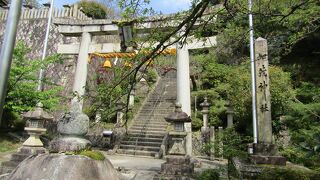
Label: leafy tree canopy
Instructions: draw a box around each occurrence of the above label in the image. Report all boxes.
[77,0,114,19]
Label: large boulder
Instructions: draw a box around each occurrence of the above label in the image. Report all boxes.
[8,154,120,180]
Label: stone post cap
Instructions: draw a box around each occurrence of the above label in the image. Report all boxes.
[225,101,234,114]
[165,103,191,123]
[200,97,210,108]
[23,4,33,9]
[43,3,51,8]
[63,4,71,8]
[116,101,126,111]
[23,102,54,121]
[256,37,267,41]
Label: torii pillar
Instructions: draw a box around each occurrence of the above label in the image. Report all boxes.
[176,43,192,156]
[71,32,92,110]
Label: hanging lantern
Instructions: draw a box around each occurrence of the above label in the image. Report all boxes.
[124,61,132,68]
[146,59,153,67]
[103,58,112,68]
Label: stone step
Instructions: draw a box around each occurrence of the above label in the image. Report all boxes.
[140,108,172,111]
[1,161,19,168]
[116,149,156,157]
[128,133,164,139]
[131,124,167,129]
[125,136,163,143]
[119,144,160,152]
[133,119,168,123]
[139,110,172,114]
[130,126,166,132]
[121,141,162,147]
[134,116,168,124]
[128,129,166,135]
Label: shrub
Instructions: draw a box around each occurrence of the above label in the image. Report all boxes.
[196,169,220,180]
[257,167,320,180]
[78,1,112,19]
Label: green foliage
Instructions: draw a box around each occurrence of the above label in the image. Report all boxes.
[118,0,154,19]
[78,1,113,19]
[257,167,320,180]
[0,133,21,152]
[145,68,158,84]
[3,41,62,128]
[193,53,293,135]
[196,169,220,180]
[221,128,251,159]
[282,82,320,169]
[213,0,320,64]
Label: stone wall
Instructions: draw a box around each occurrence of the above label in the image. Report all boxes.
[0,18,78,120]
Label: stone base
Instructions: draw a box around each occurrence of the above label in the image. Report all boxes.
[250,155,286,166]
[253,143,277,156]
[230,157,263,179]
[158,156,194,178]
[250,143,286,165]
[49,137,91,152]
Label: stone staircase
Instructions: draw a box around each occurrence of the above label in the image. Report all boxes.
[117,75,176,158]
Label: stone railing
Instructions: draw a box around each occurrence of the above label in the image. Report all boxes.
[0,4,92,21]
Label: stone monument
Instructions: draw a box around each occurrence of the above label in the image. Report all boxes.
[49,102,91,152]
[250,37,286,165]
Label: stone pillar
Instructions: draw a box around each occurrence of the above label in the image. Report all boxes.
[249,38,286,165]
[63,4,71,17]
[129,86,136,107]
[254,37,272,144]
[176,43,192,156]
[71,32,91,111]
[210,126,215,157]
[95,109,102,123]
[200,97,210,144]
[218,126,223,158]
[116,101,125,124]
[225,102,234,128]
[72,3,79,18]
[200,97,210,129]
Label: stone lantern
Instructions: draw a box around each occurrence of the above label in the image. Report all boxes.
[129,86,136,107]
[200,97,211,144]
[225,101,234,128]
[116,101,125,124]
[159,103,194,177]
[200,97,210,130]
[22,102,53,147]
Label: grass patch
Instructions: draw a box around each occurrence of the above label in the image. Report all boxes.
[0,133,21,153]
[79,150,105,161]
[65,150,105,161]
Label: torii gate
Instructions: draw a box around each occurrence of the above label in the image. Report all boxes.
[54,18,216,156]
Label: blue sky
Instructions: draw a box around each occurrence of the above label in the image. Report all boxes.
[49,0,191,14]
